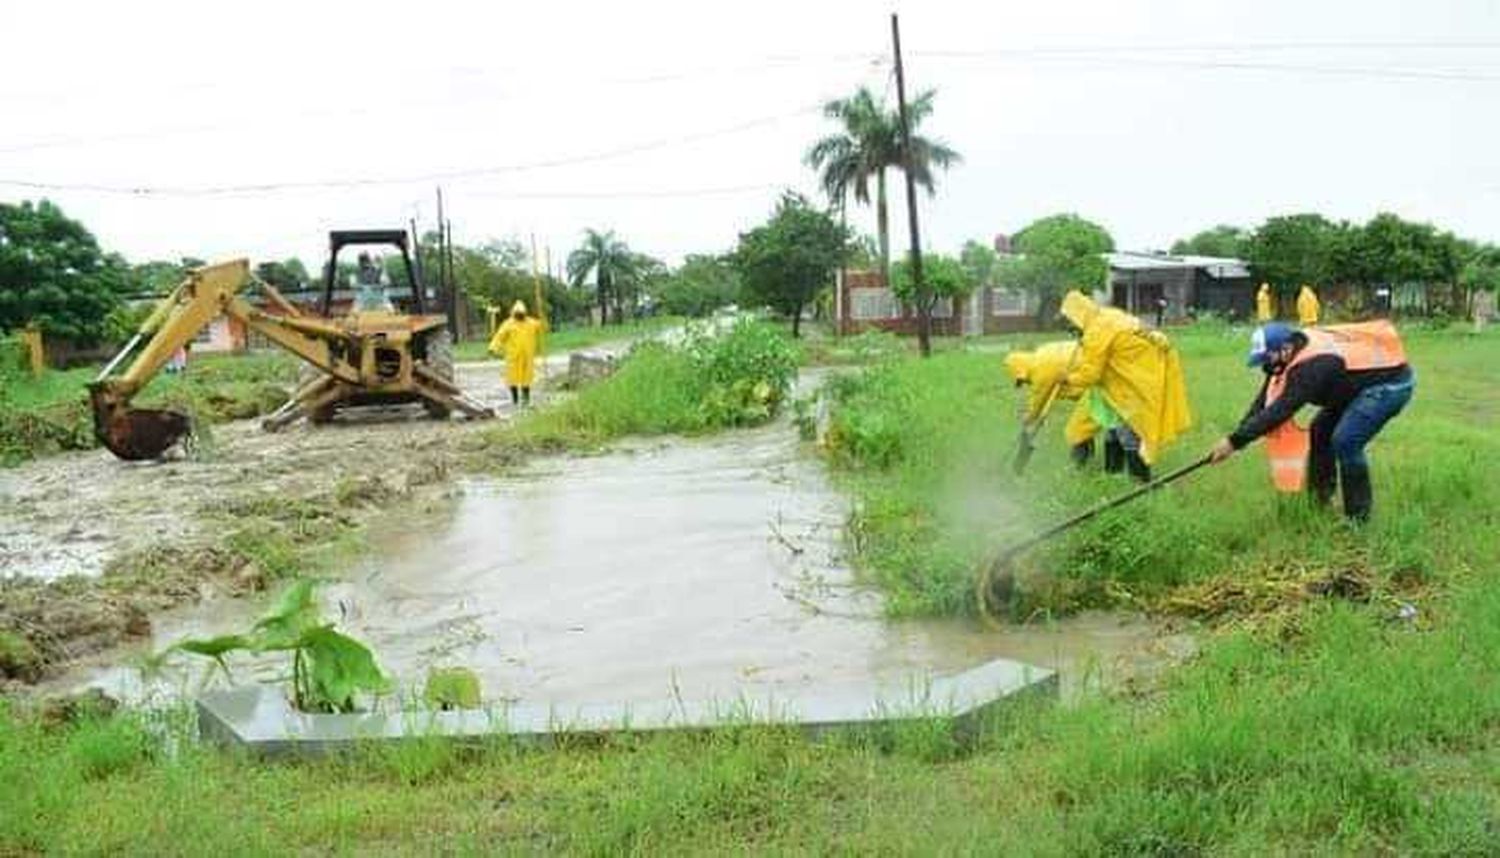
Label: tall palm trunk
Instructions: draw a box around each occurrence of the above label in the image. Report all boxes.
[876,169,890,282]
[597,272,610,326]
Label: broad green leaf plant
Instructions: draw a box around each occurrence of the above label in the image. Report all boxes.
[169,579,390,713]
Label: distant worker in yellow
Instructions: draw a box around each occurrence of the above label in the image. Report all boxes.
[488,300,545,407]
[1058,290,1193,482]
[1296,284,1321,326]
[1256,283,1274,322]
[1004,341,1098,467]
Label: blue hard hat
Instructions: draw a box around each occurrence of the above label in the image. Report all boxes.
[1248,323,1295,366]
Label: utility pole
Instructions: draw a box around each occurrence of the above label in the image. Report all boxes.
[891,13,932,357]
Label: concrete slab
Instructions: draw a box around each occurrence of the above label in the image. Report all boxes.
[196,657,1056,756]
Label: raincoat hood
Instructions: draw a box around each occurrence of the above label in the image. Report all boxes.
[1060,290,1099,330]
[510,300,528,317]
[1003,351,1036,384]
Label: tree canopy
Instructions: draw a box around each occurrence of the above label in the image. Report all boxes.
[732,193,849,337]
[996,214,1114,322]
[0,200,128,341]
[567,229,638,325]
[805,87,960,277]
[1170,225,1251,259]
[656,254,742,317]
[892,253,971,306]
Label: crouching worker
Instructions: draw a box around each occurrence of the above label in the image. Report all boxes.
[1003,341,1099,466]
[1208,321,1414,522]
[488,300,545,407]
[1058,290,1193,482]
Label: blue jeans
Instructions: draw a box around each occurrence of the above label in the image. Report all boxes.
[1108,425,1140,453]
[1331,367,1415,469]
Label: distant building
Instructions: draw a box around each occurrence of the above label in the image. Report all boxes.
[835,269,1038,336]
[1105,251,1253,323]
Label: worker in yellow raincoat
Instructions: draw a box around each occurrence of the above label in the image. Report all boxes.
[1059,290,1193,482]
[1296,285,1320,326]
[1256,283,1274,322]
[488,300,545,407]
[1003,342,1099,467]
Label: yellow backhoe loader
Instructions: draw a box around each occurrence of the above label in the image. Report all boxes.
[90,230,493,461]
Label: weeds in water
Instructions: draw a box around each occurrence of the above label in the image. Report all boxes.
[167,579,390,713]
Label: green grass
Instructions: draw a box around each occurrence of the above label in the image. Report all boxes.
[452,315,686,362]
[5,325,1500,853]
[0,352,296,465]
[483,319,797,452]
[823,325,1496,619]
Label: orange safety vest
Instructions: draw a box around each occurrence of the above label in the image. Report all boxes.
[1263,321,1408,492]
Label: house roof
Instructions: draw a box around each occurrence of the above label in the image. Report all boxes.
[1105,251,1250,279]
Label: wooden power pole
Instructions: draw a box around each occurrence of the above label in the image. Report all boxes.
[891,13,932,357]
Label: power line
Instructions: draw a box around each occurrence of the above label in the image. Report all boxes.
[0,105,822,198]
[460,183,782,201]
[917,52,1500,83]
[918,40,1500,57]
[0,55,882,156]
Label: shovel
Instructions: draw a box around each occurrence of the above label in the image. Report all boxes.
[978,454,1213,619]
[1011,381,1065,475]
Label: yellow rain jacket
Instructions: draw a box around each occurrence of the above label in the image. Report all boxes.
[1059,291,1192,464]
[1296,285,1320,326]
[489,301,545,387]
[1256,283,1274,322]
[1003,341,1098,447]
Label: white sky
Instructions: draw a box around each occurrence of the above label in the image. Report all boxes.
[2,0,1496,272]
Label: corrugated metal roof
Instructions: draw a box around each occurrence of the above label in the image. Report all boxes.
[1105,251,1249,279]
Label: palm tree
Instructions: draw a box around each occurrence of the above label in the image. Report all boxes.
[567,229,635,325]
[804,87,960,279]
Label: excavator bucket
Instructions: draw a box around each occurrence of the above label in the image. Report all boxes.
[89,385,192,461]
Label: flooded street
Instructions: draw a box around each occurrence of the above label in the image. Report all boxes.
[58,415,1182,707]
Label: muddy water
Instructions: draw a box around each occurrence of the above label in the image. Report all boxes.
[60,415,1182,707]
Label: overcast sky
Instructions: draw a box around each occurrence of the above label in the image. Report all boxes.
[3,0,1496,272]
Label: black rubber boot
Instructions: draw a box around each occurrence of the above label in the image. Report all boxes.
[521,387,531,406]
[1340,463,1373,523]
[1126,451,1152,483]
[1070,440,1094,468]
[1104,436,1125,473]
[510,386,520,405]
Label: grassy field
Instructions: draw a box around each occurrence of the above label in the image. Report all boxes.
[5,324,1500,853]
[452,315,686,362]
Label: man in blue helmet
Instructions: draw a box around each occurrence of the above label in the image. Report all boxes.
[1207,320,1414,521]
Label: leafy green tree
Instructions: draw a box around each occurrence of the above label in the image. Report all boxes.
[1170,225,1251,259]
[891,253,972,312]
[567,229,637,325]
[1248,214,1339,291]
[620,253,668,320]
[732,193,850,337]
[804,87,960,278]
[959,239,999,287]
[128,259,196,296]
[254,258,311,293]
[0,199,128,341]
[657,254,742,317]
[997,214,1114,322]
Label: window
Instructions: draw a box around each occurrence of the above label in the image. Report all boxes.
[193,319,218,344]
[850,287,900,320]
[990,289,1027,316]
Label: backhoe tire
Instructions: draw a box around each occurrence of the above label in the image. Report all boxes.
[423,329,454,419]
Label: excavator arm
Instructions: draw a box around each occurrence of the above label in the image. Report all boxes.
[90,259,363,460]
